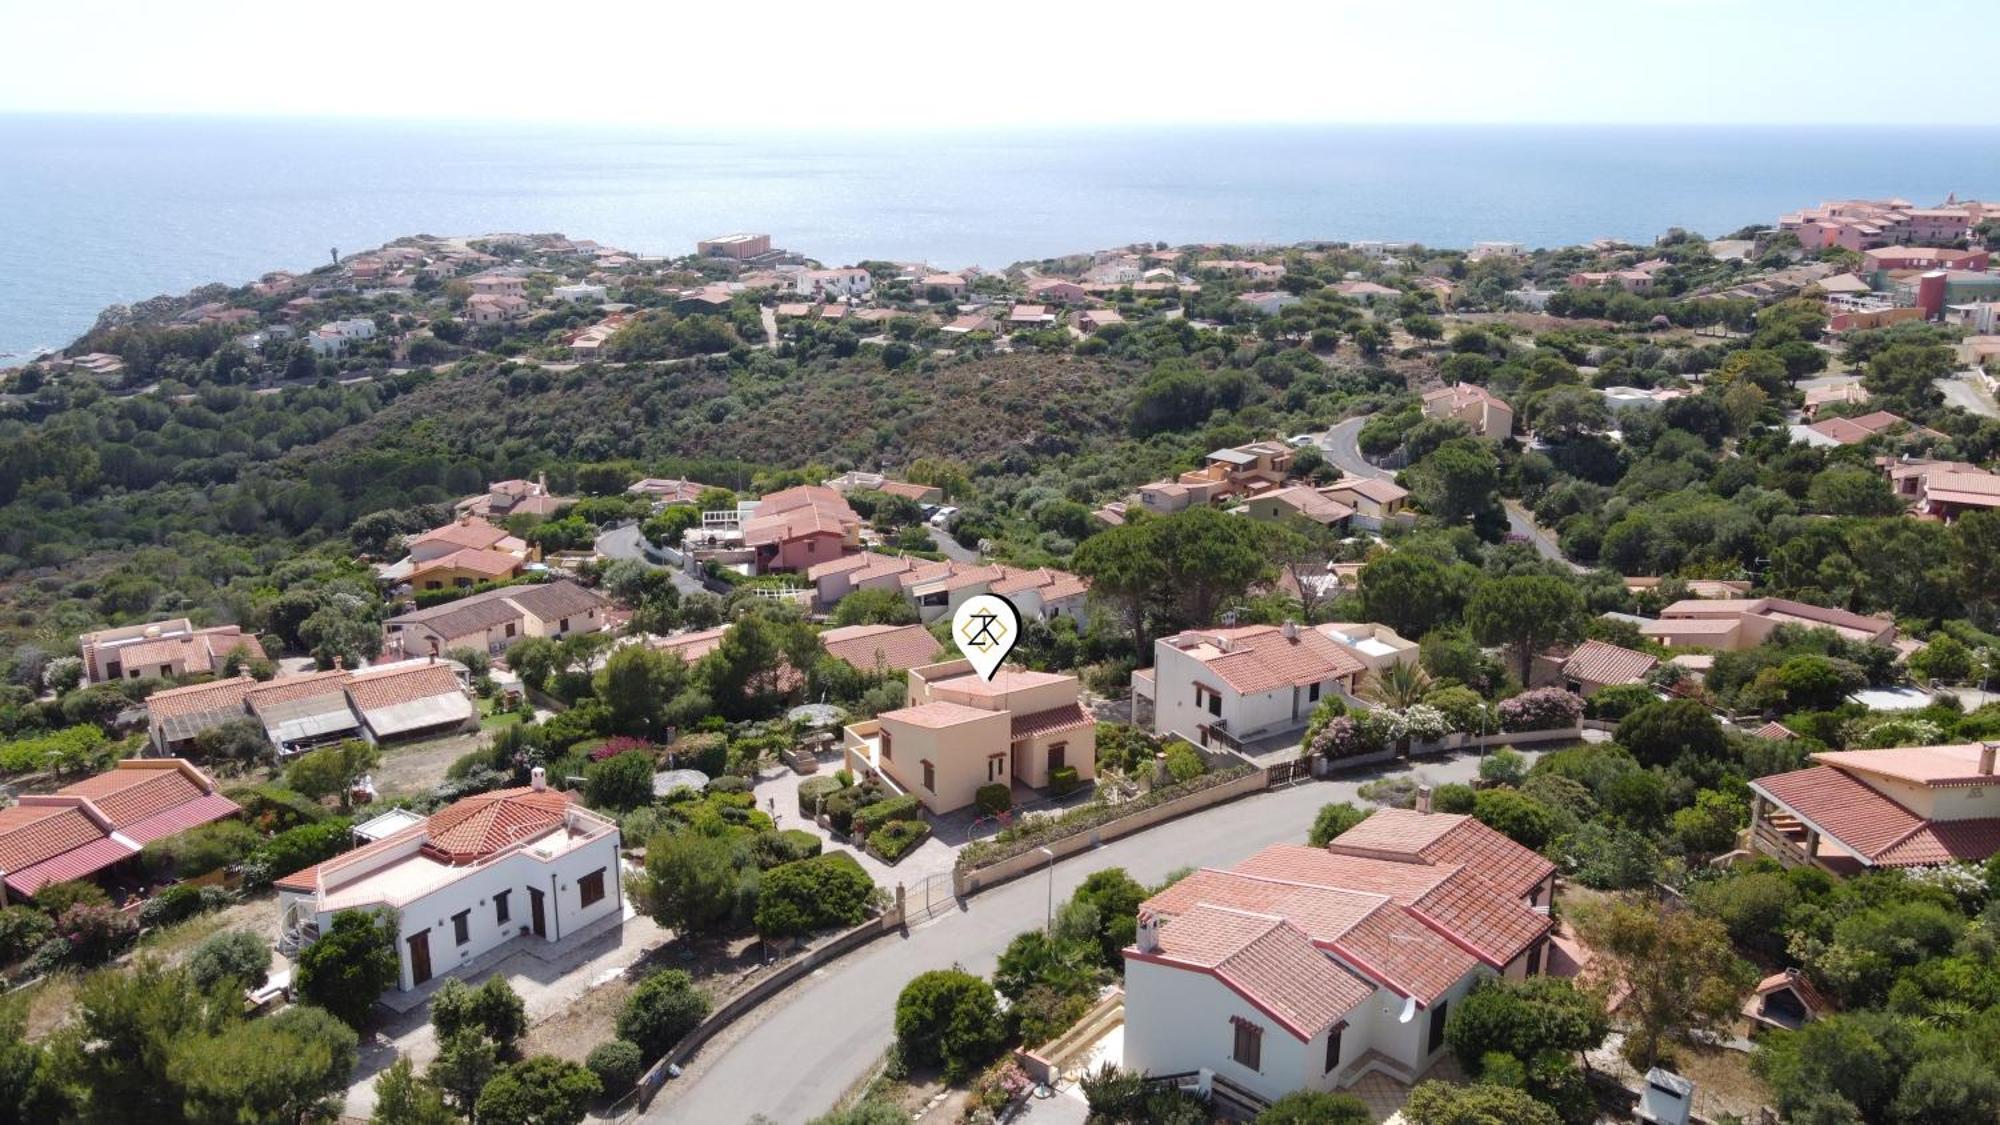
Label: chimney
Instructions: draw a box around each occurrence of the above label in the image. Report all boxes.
[1282,620,1299,641]
[1136,908,1161,953]
[536,471,547,496]
[428,637,440,664]
[531,766,547,792]
[1982,742,1997,776]
[1416,784,1434,815]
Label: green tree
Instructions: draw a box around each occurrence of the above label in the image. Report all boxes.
[294,908,400,1029]
[754,853,874,939]
[1152,506,1274,629]
[1892,1051,2000,1124]
[1444,976,1609,1077]
[1571,897,1752,1068]
[169,1004,359,1125]
[1466,575,1583,686]
[1072,520,1169,661]
[593,644,690,741]
[830,587,919,627]
[370,1056,458,1125]
[1409,437,1502,529]
[473,1056,601,1125]
[894,969,1005,1082]
[1307,802,1372,847]
[1470,789,1559,849]
[1256,1089,1372,1124]
[1401,1081,1562,1125]
[1072,869,1150,967]
[430,975,527,1054]
[1807,466,1903,517]
[284,739,382,813]
[1360,554,1475,639]
[1616,699,1726,769]
[616,969,710,1057]
[584,749,657,813]
[427,1028,497,1113]
[1952,509,2000,626]
[637,831,739,936]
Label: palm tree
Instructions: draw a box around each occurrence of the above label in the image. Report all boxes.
[1362,660,1433,709]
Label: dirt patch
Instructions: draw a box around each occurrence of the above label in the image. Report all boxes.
[372,731,487,800]
[518,931,769,1062]
[1656,1042,1771,1120]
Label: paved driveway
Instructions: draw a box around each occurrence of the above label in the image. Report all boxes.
[594,523,708,598]
[1322,416,1391,480]
[643,747,1538,1124]
[1939,370,2000,420]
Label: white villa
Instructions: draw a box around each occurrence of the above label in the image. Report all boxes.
[1137,623,1370,752]
[277,772,622,992]
[1123,804,1557,1106]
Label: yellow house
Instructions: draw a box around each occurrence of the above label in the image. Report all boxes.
[406,548,528,592]
[842,659,1096,814]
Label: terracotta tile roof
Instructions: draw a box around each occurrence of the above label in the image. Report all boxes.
[1754,721,1798,740]
[118,793,240,847]
[410,519,512,552]
[1259,487,1355,525]
[60,766,206,828]
[244,670,353,708]
[503,581,609,623]
[1326,809,1555,898]
[877,480,936,501]
[144,676,256,720]
[879,700,999,729]
[1009,703,1093,741]
[1753,765,1925,860]
[807,552,884,580]
[1177,625,1367,695]
[0,806,105,873]
[1560,640,1658,686]
[652,625,731,662]
[346,663,465,714]
[1323,476,1408,505]
[819,624,943,672]
[1753,968,1834,1015]
[410,547,524,579]
[1811,743,2000,788]
[1331,897,1479,1003]
[423,786,574,861]
[1142,904,1373,1039]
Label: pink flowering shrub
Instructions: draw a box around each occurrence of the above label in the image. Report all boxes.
[56,902,137,967]
[589,736,655,762]
[1497,688,1583,733]
[1310,714,1391,759]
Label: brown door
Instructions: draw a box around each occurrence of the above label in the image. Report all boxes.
[1048,743,1065,772]
[407,931,432,986]
[529,888,546,938]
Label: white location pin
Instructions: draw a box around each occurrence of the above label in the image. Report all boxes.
[951,593,1022,681]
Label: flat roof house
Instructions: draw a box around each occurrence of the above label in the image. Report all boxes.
[1750,741,2000,874]
[1639,597,1896,652]
[1123,807,1556,1105]
[1422,382,1514,440]
[842,660,1095,814]
[78,620,264,684]
[0,759,240,904]
[1141,622,1369,753]
[277,772,621,991]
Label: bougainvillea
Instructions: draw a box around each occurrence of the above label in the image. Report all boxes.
[1496,688,1583,733]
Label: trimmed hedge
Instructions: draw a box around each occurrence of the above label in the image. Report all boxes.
[975,783,1012,816]
[797,775,843,818]
[852,794,922,836]
[868,819,931,864]
[1048,766,1082,797]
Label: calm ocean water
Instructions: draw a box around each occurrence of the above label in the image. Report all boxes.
[3,116,1998,358]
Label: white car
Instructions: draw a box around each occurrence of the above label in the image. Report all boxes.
[1288,433,1318,447]
[928,506,959,527]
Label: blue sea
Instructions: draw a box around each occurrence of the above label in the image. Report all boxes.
[3,116,1999,358]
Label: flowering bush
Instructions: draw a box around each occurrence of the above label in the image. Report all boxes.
[1311,715,1389,760]
[1906,863,1987,909]
[1496,688,1583,733]
[589,736,655,763]
[55,902,138,967]
[1389,704,1454,742]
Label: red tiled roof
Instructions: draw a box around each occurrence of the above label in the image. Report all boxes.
[1327,808,1556,898]
[819,624,944,673]
[4,836,140,898]
[1754,721,1798,741]
[1754,766,1929,861]
[273,863,322,893]
[0,806,105,873]
[345,663,465,714]
[1560,640,1657,686]
[60,766,206,828]
[1753,968,1835,1016]
[1139,904,1373,1040]
[410,519,512,552]
[119,793,242,847]
[1009,703,1093,741]
[144,676,257,721]
[410,547,523,579]
[424,787,574,862]
[1182,625,1367,695]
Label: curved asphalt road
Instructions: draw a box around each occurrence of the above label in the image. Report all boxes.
[642,751,1511,1124]
[1322,416,1581,571]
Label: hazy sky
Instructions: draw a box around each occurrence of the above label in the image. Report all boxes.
[5,0,1997,128]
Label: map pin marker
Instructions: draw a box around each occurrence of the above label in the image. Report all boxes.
[952,593,1022,682]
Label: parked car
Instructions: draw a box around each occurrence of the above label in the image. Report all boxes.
[929,506,959,527]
